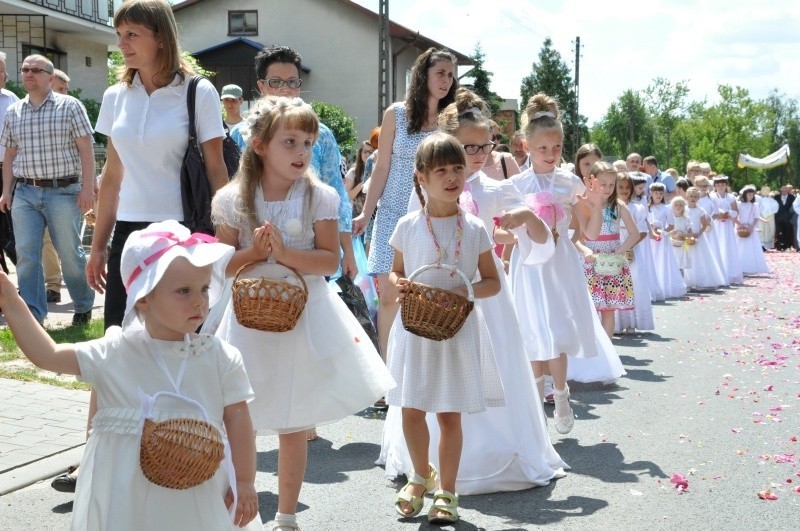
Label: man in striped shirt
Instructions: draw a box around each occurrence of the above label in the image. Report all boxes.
[0,54,95,325]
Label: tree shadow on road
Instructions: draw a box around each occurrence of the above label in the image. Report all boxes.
[457,481,608,528]
[554,438,668,483]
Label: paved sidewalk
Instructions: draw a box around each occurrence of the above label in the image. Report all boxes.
[0,263,101,495]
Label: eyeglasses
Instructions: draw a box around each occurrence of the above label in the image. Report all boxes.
[463,142,496,155]
[21,67,52,75]
[259,77,302,89]
[492,134,503,142]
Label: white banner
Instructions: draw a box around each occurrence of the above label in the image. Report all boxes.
[737,144,790,169]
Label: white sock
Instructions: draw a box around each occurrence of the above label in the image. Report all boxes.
[275,512,296,527]
[554,387,571,418]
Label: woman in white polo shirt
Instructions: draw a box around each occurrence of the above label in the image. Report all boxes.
[86,0,227,328]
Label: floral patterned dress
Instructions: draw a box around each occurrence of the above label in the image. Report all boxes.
[582,205,634,311]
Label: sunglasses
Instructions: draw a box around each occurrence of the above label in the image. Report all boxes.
[21,67,52,75]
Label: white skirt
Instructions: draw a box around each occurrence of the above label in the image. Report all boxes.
[216,264,395,434]
[735,230,770,275]
[649,235,687,299]
[615,241,655,332]
[568,310,626,384]
[378,263,567,494]
[683,233,728,290]
[713,220,744,285]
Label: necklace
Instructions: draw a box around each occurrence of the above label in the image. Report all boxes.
[424,206,463,272]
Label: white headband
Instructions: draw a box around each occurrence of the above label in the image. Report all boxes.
[531,111,555,120]
[459,107,482,118]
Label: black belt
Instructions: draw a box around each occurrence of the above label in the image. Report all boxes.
[16,177,79,188]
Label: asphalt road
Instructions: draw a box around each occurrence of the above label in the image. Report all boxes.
[1,253,797,530]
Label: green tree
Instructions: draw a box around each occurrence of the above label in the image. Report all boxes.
[590,89,655,160]
[519,37,586,157]
[310,101,357,160]
[764,90,800,188]
[107,50,214,85]
[465,43,502,116]
[642,77,689,167]
[685,85,770,187]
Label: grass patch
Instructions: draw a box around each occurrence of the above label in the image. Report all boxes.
[0,319,104,390]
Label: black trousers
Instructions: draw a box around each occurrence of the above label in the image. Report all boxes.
[775,216,795,250]
[103,221,151,329]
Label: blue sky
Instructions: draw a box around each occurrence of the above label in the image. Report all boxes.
[352,0,800,125]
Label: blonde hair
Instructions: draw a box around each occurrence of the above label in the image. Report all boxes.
[671,196,687,211]
[219,96,320,232]
[686,160,700,173]
[694,175,709,187]
[438,88,491,136]
[522,93,562,141]
[113,0,193,86]
[686,186,701,199]
[412,132,466,209]
[612,160,627,172]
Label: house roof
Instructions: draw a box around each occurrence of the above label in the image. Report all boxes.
[191,38,311,72]
[171,0,473,65]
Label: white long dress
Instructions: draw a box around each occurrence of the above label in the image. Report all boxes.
[615,202,655,332]
[379,171,568,494]
[648,204,687,299]
[709,192,744,285]
[508,168,600,360]
[683,206,728,290]
[735,201,770,275]
[73,327,263,531]
[212,180,395,433]
[698,195,730,286]
[671,215,692,270]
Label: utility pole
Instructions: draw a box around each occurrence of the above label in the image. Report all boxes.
[378,0,390,121]
[573,36,581,152]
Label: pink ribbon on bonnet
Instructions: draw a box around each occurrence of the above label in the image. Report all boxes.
[124,231,219,292]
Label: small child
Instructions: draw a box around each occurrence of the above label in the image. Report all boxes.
[709,176,744,284]
[0,220,261,530]
[381,89,567,496]
[615,173,655,333]
[648,182,687,298]
[388,132,503,524]
[735,185,770,275]
[694,175,729,286]
[211,97,394,531]
[574,161,638,339]
[669,197,693,273]
[683,187,727,290]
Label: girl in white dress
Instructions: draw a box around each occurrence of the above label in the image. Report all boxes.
[615,174,655,333]
[709,176,744,285]
[211,97,394,531]
[735,185,770,275]
[695,176,730,286]
[669,197,692,273]
[380,90,567,496]
[387,132,503,524]
[647,183,687,298]
[683,187,727,290]
[508,94,604,435]
[0,220,263,530]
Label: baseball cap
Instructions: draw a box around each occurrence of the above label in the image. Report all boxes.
[220,84,243,100]
[121,220,234,327]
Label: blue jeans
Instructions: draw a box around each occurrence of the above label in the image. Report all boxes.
[11,181,94,322]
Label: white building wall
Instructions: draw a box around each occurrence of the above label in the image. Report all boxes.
[174,0,416,147]
[50,32,108,101]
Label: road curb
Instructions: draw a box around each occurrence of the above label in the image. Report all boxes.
[0,445,84,496]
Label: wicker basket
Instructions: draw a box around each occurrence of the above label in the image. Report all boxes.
[685,236,697,246]
[401,264,474,341]
[232,262,308,332]
[139,392,225,490]
[736,226,752,238]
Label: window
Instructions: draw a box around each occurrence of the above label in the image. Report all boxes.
[22,44,65,70]
[228,10,257,36]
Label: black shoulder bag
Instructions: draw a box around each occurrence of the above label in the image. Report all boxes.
[180,76,214,235]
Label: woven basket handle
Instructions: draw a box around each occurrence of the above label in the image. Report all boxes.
[232,260,309,294]
[406,263,475,302]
